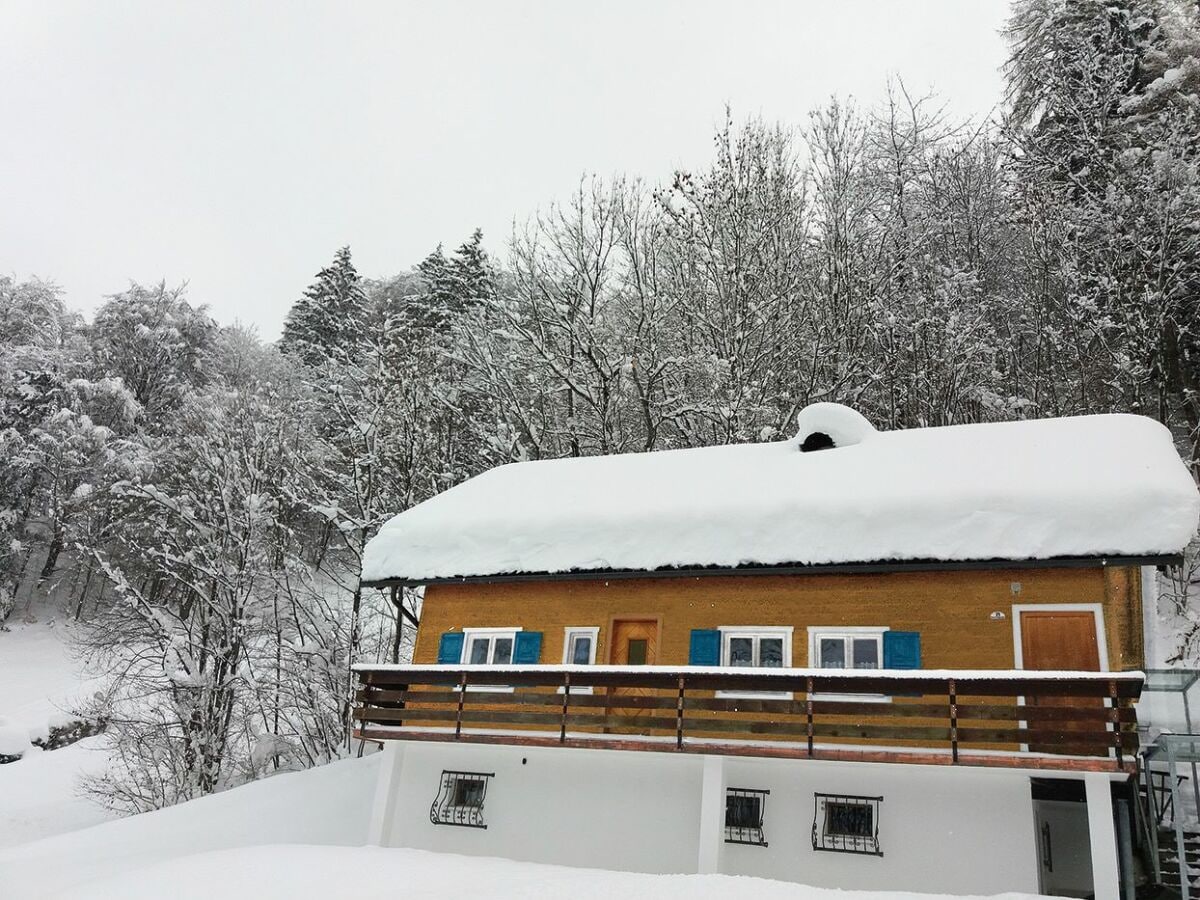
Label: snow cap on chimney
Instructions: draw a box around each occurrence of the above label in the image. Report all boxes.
[793,402,876,452]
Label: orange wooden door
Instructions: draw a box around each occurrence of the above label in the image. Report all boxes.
[608,619,659,722]
[1019,611,1103,753]
[610,619,658,666]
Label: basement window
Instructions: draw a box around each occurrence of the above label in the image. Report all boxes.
[725,788,769,847]
[812,793,882,856]
[430,770,494,829]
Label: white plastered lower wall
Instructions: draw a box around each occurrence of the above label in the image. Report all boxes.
[378,740,1044,895]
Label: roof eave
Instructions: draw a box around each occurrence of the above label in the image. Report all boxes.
[361,553,1184,590]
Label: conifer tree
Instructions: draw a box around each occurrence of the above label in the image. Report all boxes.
[280,246,369,366]
[450,228,496,308]
[412,230,495,329]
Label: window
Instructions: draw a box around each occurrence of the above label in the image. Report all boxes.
[725,788,769,847]
[724,632,788,668]
[807,626,890,702]
[560,627,599,694]
[461,628,522,692]
[464,628,519,665]
[430,770,494,828]
[716,627,793,698]
[812,793,882,856]
[810,628,886,670]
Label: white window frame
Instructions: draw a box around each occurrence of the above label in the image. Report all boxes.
[461,627,522,693]
[806,626,891,704]
[715,626,794,699]
[559,626,600,694]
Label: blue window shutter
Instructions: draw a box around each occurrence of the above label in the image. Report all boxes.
[437,632,465,664]
[689,629,721,666]
[883,631,921,669]
[513,631,543,665]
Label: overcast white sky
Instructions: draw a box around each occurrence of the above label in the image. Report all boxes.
[1,1,1011,338]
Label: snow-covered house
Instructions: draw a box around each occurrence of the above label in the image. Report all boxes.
[353,404,1200,899]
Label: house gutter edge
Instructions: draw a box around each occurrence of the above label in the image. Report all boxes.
[360,554,1184,590]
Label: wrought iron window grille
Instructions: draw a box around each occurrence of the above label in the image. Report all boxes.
[725,788,769,846]
[812,793,882,856]
[430,770,494,828]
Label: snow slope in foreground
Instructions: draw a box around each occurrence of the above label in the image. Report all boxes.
[0,753,378,898]
[0,735,112,848]
[0,750,1045,900]
[77,844,1047,900]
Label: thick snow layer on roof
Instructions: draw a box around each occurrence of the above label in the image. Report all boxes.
[361,407,1200,583]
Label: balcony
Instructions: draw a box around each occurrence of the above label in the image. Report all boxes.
[352,665,1143,773]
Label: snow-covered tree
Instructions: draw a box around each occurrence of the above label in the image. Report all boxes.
[90,282,216,422]
[279,246,369,367]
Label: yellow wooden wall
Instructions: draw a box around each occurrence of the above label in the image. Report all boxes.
[412,565,1143,672]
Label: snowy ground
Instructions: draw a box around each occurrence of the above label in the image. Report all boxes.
[0,749,1043,900]
[0,616,118,849]
[0,753,377,897]
[76,843,1045,900]
[0,736,113,848]
[0,617,103,752]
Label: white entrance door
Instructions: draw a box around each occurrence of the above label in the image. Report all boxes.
[1033,798,1094,897]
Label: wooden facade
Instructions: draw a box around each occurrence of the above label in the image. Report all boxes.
[411,563,1145,673]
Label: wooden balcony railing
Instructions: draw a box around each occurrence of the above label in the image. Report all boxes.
[352,665,1143,773]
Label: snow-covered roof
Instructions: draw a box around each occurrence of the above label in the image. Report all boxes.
[361,405,1200,584]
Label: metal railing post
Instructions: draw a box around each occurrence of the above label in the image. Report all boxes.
[455,671,467,739]
[560,672,570,744]
[949,678,959,764]
[676,676,685,750]
[1110,680,1123,770]
[1170,741,1190,900]
[806,676,815,758]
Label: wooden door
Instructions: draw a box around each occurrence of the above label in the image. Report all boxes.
[610,619,658,667]
[1019,611,1103,754]
[608,619,659,723]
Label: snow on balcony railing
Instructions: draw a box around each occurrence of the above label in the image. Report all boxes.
[352,664,1143,773]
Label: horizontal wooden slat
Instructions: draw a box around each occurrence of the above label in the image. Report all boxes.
[355,708,459,724]
[353,728,1140,775]
[809,700,950,718]
[811,722,954,742]
[956,725,1133,746]
[955,704,1136,723]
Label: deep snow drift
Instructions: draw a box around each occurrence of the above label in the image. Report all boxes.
[362,407,1199,583]
[75,843,1047,900]
[0,736,112,848]
[0,753,378,898]
[0,750,1045,900]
